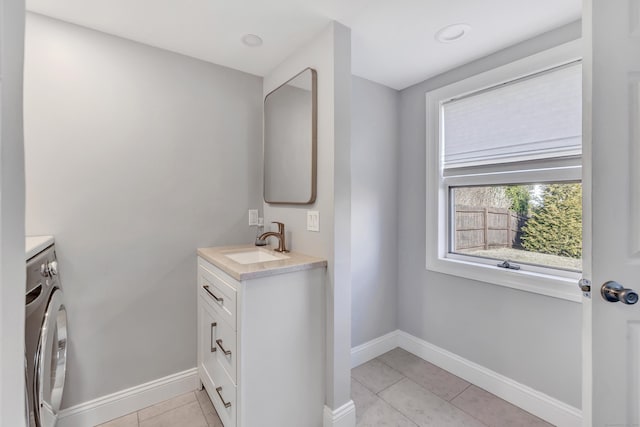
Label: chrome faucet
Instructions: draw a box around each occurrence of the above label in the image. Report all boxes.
[259,221,289,253]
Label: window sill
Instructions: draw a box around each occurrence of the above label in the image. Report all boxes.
[426,256,582,302]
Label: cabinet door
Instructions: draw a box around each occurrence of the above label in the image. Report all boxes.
[199,298,237,426]
[197,296,217,388]
[212,310,237,384]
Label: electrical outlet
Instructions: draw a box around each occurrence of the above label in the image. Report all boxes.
[248,209,259,226]
[307,211,320,232]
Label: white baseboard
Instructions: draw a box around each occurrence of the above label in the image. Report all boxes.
[351,330,400,368]
[387,330,582,427]
[323,400,356,427]
[57,368,199,427]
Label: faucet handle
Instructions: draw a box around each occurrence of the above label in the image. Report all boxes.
[272,221,285,233]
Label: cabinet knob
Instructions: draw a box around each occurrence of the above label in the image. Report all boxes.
[203,285,223,303]
[215,386,232,408]
[216,339,232,356]
[210,322,217,353]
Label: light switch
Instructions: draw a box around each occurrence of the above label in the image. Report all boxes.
[248,209,258,226]
[307,211,320,232]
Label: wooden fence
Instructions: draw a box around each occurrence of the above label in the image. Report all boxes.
[455,205,527,251]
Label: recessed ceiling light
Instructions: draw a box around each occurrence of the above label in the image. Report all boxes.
[241,34,263,47]
[435,24,472,43]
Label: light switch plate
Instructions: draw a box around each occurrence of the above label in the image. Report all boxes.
[307,211,320,232]
[248,209,259,226]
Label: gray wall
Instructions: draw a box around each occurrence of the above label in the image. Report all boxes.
[0,0,27,425]
[397,21,583,407]
[23,13,263,408]
[351,76,399,347]
[262,22,353,409]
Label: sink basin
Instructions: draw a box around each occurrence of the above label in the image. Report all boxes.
[222,248,289,265]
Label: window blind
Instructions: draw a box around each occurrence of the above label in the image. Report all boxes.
[442,62,582,169]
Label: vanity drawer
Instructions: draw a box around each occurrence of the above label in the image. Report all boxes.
[198,265,237,329]
[209,358,237,427]
[198,257,240,290]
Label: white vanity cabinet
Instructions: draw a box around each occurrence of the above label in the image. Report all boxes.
[196,249,326,427]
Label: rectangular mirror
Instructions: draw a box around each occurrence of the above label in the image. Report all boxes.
[264,68,317,204]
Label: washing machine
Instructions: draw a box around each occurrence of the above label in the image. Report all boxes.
[25,236,68,427]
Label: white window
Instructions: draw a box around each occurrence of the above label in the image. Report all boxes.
[425,40,583,301]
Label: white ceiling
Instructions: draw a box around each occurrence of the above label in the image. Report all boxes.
[26,0,581,90]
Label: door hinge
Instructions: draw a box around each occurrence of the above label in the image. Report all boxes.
[579,278,591,298]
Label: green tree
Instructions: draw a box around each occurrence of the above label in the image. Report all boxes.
[505,185,532,215]
[521,184,582,258]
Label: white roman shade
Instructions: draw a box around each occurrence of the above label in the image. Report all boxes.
[442,62,582,170]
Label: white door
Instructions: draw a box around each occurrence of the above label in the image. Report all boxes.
[587,0,640,426]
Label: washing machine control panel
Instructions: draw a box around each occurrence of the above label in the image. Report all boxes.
[40,260,58,277]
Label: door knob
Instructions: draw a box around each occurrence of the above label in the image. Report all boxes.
[601,281,639,305]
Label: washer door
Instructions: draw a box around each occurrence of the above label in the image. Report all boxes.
[35,289,67,427]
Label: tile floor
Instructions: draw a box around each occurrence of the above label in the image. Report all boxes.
[96,388,222,427]
[352,348,553,427]
[97,347,553,427]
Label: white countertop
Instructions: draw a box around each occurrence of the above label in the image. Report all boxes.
[26,235,54,260]
[197,244,327,281]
